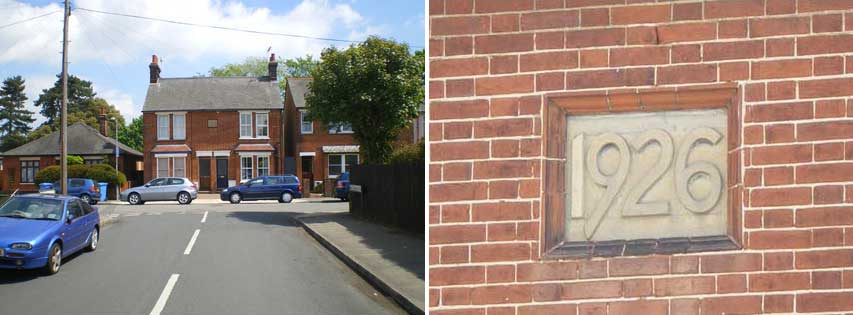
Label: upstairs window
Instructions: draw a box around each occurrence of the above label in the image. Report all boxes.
[300,110,312,134]
[157,115,169,140]
[328,122,353,134]
[240,112,253,138]
[173,113,186,140]
[256,113,269,138]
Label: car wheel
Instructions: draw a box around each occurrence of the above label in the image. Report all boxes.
[43,243,62,275]
[177,192,191,205]
[229,192,242,204]
[128,193,142,205]
[280,192,293,203]
[87,227,99,252]
[80,194,91,204]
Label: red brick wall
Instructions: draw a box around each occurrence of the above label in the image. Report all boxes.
[428,1,853,314]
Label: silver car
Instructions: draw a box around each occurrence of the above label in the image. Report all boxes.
[120,177,198,205]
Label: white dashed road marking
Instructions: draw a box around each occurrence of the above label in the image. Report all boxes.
[183,229,200,255]
[201,211,208,223]
[149,274,180,315]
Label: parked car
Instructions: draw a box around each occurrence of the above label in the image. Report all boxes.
[220,175,302,204]
[335,172,350,201]
[44,178,101,205]
[120,177,198,205]
[0,194,100,275]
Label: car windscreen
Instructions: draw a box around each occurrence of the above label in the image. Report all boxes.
[0,198,63,220]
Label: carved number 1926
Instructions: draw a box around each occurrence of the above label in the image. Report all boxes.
[580,127,724,240]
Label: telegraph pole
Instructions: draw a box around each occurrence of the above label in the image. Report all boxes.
[59,0,69,195]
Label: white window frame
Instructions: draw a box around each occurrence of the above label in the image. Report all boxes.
[173,113,186,140]
[157,114,170,140]
[239,112,253,138]
[173,157,186,178]
[240,156,254,182]
[300,110,313,134]
[257,156,269,177]
[255,112,269,138]
[327,153,358,178]
[156,157,170,178]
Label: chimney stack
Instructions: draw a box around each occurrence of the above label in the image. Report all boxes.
[98,108,109,137]
[268,53,277,81]
[149,54,161,84]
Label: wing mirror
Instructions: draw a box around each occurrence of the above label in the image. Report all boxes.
[66,214,74,223]
[144,184,150,187]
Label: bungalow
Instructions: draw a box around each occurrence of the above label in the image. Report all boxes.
[0,122,144,196]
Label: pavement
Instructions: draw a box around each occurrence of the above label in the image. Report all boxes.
[296,212,425,315]
[0,202,407,315]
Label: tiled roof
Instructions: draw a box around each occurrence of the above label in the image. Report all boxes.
[287,77,311,108]
[151,144,192,153]
[143,77,282,112]
[233,144,275,151]
[2,123,143,157]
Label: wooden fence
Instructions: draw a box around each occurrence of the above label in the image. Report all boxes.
[348,163,424,234]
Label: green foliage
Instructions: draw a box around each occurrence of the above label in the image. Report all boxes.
[33,75,97,126]
[119,116,143,152]
[306,37,424,164]
[0,75,35,135]
[388,141,425,165]
[0,132,28,152]
[207,55,319,99]
[34,163,126,186]
[67,155,84,165]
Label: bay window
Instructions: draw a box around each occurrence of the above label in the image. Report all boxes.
[241,156,253,181]
[257,156,269,177]
[173,157,185,178]
[157,157,169,178]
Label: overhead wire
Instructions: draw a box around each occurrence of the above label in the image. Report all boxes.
[0,9,61,30]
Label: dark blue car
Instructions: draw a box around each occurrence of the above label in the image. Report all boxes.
[335,172,350,201]
[49,178,101,205]
[0,194,100,275]
[220,175,303,204]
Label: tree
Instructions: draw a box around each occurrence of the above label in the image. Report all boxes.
[306,36,424,164]
[207,54,318,97]
[33,74,97,126]
[118,116,143,152]
[0,76,35,135]
[0,132,28,152]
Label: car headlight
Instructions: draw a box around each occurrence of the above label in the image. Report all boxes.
[222,188,228,192]
[10,243,32,250]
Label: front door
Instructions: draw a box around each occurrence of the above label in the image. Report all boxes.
[216,158,229,190]
[301,156,314,191]
[199,157,211,191]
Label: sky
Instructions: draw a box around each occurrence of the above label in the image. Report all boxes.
[0,0,425,127]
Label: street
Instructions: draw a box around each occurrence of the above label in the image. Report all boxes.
[0,201,405,315]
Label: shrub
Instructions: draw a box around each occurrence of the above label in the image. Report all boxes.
[34,165,60,184]
[33,163,127,186]
[388,141,424,165]
[85,164,127,186]
[67,155,84,165]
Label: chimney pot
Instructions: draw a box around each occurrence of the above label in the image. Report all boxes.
[267,53,278,81]
[149,54,161,84]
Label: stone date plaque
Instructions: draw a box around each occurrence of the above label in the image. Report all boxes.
[566,109,728,242]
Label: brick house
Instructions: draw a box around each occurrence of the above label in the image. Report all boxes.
[429,1,853,314]
[142,54,285,192]
[0,122,143,196]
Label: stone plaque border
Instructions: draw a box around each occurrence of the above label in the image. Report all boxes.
[541,83,743,259]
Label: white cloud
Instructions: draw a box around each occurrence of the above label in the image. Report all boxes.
[22,74,57,127]
[0,0,377,65]
[94,86,139,120]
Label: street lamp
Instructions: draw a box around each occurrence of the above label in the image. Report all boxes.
[110,117,119,200]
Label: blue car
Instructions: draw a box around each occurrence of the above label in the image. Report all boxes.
[0,194,100,275]
[335,172,350,201]
[49,178,101,205]
[221,175,303,204]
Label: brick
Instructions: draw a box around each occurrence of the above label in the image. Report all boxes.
[795,249,853,269]
[432,16,491,36]
[430,182,488,203]
[471,243,530,262]
[626,26,657,45]
[565,28,625,48]
[622,279,652,297]
[796,206,853,227]
[744,210,762,227]
[430,39,443,57]
[609,256,669,277]
[430,224,486,244]
[658,64,717,85]
[673,2,702,21]
[609,300,667,315]
[763,209,793,227]
[718,19,748,39]
[429,0,443,15]
[475,34,535,54]
[797,292,853,312]
[536,72,565,91]
[814,271,842,289]
[750,16,810,38]
[764,252,794,271]
[476,75,535,96]
[519,303,576,315]
[440,245,470,264]
[751,187,812,207]
[745,83,765,102]
[767,0,796,15]
[445,37,473,56]
[751,59,811,79]
[491,14,519,33]
[521,10,579,31]
[490,55,518,75]
[766,38,795,56]
[766,81,795,100]
[798,121,853,141]
[717,274,747,293]
[671,256,699,274]
[798,34,853,56]
[445,79,474,98]
[487,223,517,241]
[743,126,763,145]
[751,144,811,165]
[671,299,699,315]
[719,62,749,81]
[473,118,533,138]
[520,51,578,72]
[576,303,605,315]
[535,0,563,9]
[580,8,608,27]
[431,57,489,78]
[748,101,812,122]
[431,266,485,285]
[700,253,761,273]
[430,81,444,99]
[654,276,714,296]
[796,162,853,183]
[579,49,608,68]
[749,230,811,249]
[611,4,670,25]
[704,40,763,61]
[814,56,844,76]
[439,288,472,306]
[610,47,668,66]
[443,162,472,181]
[814,185,843,204]
[487,306,514,315]
[813,14,843,33]
[472,202,530,221]
[562,281,622,299]
[657,22,716,44]
[812,228,844,247]
[491,140,520,158]
[798,0,853,12]
[814,142,845,161]
[798,77,853,99]
[700,296,762,315]
[473,160,534,179]
[517,262,578,281]
[566,68,654,89]
[486,264,515,283]
[535,31,564,50]
[490,98,520,117]
[815,99,846,118]
[764,295,794,313]
[444,122,473,140]
[764,124,794,143]
[441,204,470,222]
[475,0,534,13]
[578,260,607,279]
[431,141,490,161]
[705,0,764,18]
